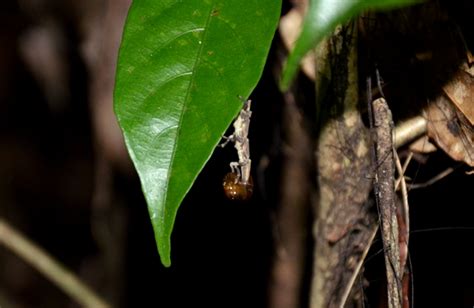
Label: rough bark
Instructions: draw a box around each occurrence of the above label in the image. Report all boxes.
[372,98,402,308]
[311,23,377,308]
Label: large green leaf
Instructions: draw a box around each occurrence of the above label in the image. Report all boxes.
[114,0,281,266]
[280,0,421,90]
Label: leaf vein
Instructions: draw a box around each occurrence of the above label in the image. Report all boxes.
[160,2,217,234]
[158,27,205,52]
[152,71,193,95]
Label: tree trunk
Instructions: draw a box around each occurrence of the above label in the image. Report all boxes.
[311,22,378,308]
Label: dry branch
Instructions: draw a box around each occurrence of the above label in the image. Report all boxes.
[0,219,110,308]
[372,98,402,308]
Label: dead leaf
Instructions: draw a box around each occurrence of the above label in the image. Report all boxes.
[425,95,474,166]
[408,135,437,154]
[442,69,474,125]
[466,50,473,65]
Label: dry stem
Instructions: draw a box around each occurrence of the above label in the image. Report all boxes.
[372,98,402,308]
[0,218,110,308]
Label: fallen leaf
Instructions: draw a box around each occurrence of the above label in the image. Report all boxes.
[425,94,474,166]
[408,135,437,154]
[442,69,474,125]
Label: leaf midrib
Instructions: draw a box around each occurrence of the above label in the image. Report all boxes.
[160,1,217,223]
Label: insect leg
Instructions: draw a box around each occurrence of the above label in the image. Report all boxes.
[230,162,241,182]
[220,134,236,148]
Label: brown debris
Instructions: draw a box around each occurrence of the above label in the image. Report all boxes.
[425,94,474,166]
[408,135,437,154]
[442,69,474,126]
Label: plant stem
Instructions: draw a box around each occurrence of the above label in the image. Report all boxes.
[0,218,110,308]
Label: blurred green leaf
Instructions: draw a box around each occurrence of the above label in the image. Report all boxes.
[280,0,421,90]
[114,0,280,267]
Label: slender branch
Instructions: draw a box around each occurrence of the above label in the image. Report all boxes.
[395,152,413,190]
[408,167,455,189]
[393,116,427,149]
[394,150,410,308]
[394,150,409,252]
[0,218,110,308]
[372,98,402,308]
[339,225,378,308]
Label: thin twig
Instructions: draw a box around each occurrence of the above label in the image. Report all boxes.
[339,225,379,308]
[0,218,110,308]
[372,98,402,308]
[394,150,410,249]
[393,116,427,149]
[408,167,455,189]
[393,149,410,308]
[395,152,413,191]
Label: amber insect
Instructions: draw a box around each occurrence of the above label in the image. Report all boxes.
[222,172,253,201]
[221,99,253,201]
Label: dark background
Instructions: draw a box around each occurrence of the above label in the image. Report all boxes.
[0,0,473,307]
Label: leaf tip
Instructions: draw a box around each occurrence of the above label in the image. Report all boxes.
[157,237,172,267]
[160,256,172,268]
[151,216,173,267]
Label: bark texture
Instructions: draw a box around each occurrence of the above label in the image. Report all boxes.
[372,98,401,308]
[311,23,377,308]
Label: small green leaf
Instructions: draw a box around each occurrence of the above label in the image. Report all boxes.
[114,0,281,266]
[280,0,421,90]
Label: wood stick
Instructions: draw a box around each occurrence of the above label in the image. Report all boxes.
[0,219,110,308]
[372,98,402,308]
